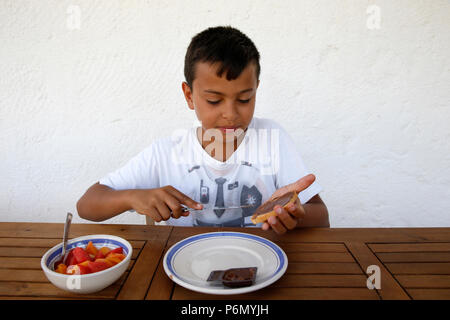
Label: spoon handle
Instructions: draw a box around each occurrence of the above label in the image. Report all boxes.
[62,212,73,260]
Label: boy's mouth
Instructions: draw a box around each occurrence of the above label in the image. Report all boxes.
[217,127,238,134]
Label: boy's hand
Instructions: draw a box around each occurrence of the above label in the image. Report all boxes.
[129,186,202,222]
[261,174,315,235]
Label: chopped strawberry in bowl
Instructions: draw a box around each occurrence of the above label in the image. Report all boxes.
[41,235,132,294]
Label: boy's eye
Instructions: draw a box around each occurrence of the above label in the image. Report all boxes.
[206,98,251,105]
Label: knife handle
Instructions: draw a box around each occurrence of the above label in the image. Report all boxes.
[180,204,195,213]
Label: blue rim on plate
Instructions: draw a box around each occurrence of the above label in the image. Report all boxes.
[163,231,288,295]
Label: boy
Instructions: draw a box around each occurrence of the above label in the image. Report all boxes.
[77,26,329,234]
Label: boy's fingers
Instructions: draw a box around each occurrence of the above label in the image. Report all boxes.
[165,195,185,219]
[143,207,162,222]
[151,212,162,223]
[268,216,287,235]
[286,199,305,220]
[276,206,298,230]
[167,187,202,209]
[270,174,315,200]
[156,203,171,221]
[291,174,316,194]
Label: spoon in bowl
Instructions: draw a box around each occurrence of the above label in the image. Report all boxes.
[53,212,73,270]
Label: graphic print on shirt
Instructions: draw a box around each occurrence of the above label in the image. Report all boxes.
[199,179,209,203]
[214,177,227,218]
[181,162,267,227]
[240,185,262,218]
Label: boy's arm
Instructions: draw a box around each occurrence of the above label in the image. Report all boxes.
[77,182,134,222]
[298,194,330,228]
[77,182,202,222]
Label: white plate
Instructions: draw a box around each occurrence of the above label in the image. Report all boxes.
[163,231,288,295]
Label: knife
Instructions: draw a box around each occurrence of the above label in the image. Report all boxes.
[129,204,256,215]
[180,204,255,213]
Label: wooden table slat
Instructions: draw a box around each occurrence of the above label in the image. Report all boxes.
[172,286,380,300]
[369,243,450,253]
[384,263,450,275]
[287,252,355,263]
[377,252,450,263]
[0,269,48,282]
[0,238,145,249]
[0,272,128,299]
[270,274,369,288]
[278,243,348,253]
[145,248,174,300]
[408,289,450,300]
[395,275,450,288]
[0,282,118,299]
[286,262,364,274]
[0,223,169,241]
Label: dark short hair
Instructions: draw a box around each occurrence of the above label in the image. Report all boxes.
[184,26,260,89]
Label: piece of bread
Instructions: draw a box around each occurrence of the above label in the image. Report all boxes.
[251,191,298,224]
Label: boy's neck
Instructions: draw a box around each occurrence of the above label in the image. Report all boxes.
[196,127,246,162]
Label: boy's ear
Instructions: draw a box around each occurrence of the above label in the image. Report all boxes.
[182,81,195,110]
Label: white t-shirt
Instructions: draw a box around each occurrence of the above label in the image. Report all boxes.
[99,117,323,227]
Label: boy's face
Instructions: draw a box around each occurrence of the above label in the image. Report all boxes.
[182,61,259,144]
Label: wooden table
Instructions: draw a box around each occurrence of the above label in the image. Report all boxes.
[0,223,450,300]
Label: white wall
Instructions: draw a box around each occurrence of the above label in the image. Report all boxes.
[1,0,449,227]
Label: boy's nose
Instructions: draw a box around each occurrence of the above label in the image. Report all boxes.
[221,101,239,122]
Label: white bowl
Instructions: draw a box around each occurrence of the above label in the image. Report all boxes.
[41,234,132,294]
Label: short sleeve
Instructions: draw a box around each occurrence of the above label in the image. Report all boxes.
[272,123,323,204]
[98,144,160,191]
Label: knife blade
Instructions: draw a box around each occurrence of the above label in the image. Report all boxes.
[180,204,255,212]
